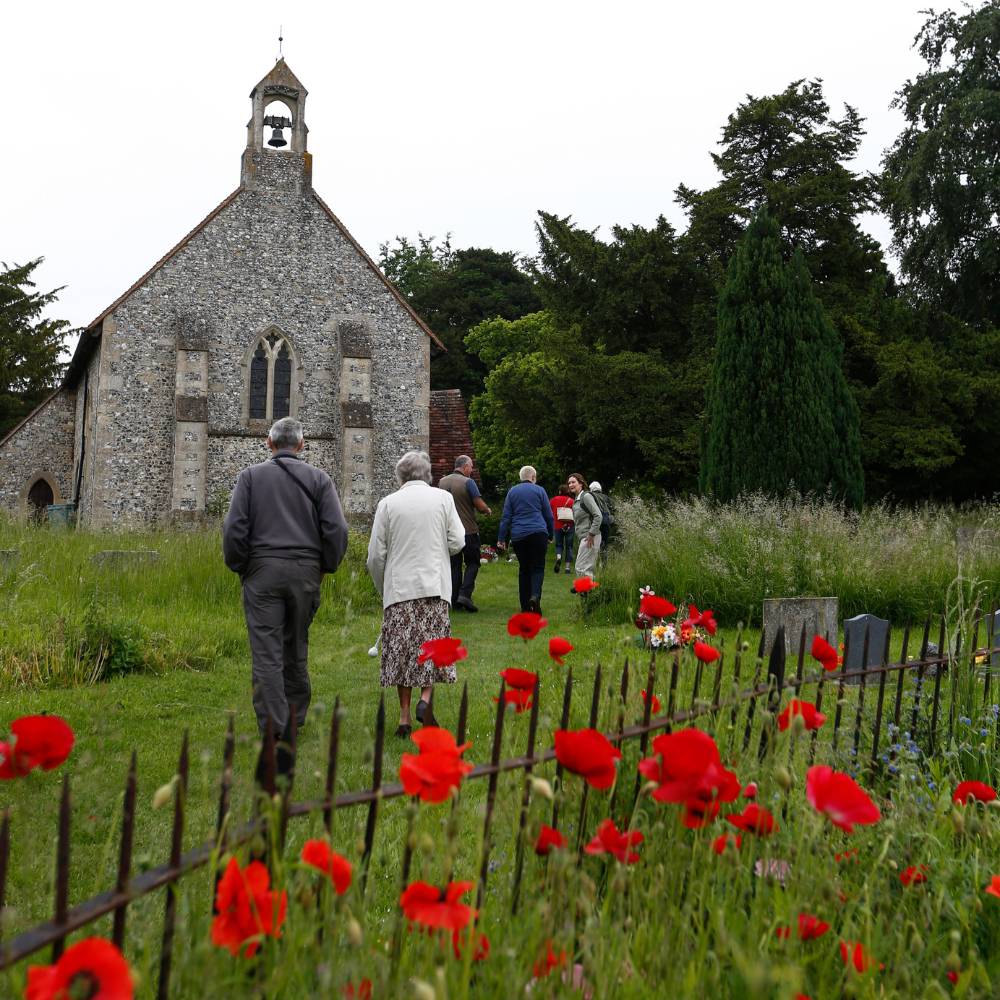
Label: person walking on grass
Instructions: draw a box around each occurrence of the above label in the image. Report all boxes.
[223,417,349,775]
[567,472,602,580]
[367,450,466,738]
[549,483,576,574]
[589,480,613,562]
[497,466,554,614]
[437,455,491,612]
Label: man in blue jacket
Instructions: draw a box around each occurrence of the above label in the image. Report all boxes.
[497,465,554,614]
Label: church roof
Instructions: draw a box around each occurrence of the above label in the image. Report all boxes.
[251,58,307,97]
[64,183,444,386]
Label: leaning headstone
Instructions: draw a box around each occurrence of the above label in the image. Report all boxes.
[842,613,890,684]
[762,597,839,659]
[90,550,161,569]
[0,549,17,570]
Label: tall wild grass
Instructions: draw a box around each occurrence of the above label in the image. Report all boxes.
[597,494,1000,627]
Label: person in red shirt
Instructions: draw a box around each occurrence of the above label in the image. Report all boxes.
[549,484,575,574]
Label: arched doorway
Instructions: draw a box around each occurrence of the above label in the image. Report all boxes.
[27,478,54,520]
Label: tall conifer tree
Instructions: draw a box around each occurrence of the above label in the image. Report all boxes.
[700,211,864,507]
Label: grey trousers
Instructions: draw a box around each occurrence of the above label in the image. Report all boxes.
[242,557,322,736]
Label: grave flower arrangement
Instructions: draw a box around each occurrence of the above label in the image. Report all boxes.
[635,587,716,651]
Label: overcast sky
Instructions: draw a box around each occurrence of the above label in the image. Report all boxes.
[3,0,929,337]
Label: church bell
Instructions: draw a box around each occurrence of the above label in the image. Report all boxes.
[267,126,287,148]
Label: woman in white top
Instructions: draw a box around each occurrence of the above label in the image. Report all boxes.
[366,451,466,737]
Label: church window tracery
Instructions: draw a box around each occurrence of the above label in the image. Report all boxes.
[245,332,296,421]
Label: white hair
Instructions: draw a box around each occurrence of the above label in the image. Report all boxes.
[519,465,537,482]
[269,417,304,449]
[589,481,602,492]
[395,450,433,485]
[454,455,472,470]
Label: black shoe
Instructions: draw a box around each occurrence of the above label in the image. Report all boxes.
[395,724,412,739]
[553,558,561,574]
[456,596,479,613]
[528,596,540,614]
[415,699,438,727]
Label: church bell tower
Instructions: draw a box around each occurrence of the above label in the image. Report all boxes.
[240,59,312,192]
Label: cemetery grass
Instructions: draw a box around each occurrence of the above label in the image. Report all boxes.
[1,523,998,996]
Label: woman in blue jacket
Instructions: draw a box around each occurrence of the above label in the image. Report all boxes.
[497,466,554,614]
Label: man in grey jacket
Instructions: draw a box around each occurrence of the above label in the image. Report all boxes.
[223,417,349,754]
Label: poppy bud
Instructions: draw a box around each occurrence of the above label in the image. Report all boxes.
[419,834,435,853]
[949,930,961,945]
[410,979,436,1000]
[775,766,793,792]
[297,886,315,909]
[272,793,282,810]
[790,713,807,737]
[611,871,627,894]
[888,859,898,870]
[910,931,924,954]
[987,799,1000,810]
[946,950,961,972]
[347,917,363,947]
[152,777,176,810]
[951,808,966,834]
[967,815,981,835]
[741,641,750,652]
[531,777,554,801]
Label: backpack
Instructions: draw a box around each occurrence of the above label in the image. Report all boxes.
[592,490,613,526]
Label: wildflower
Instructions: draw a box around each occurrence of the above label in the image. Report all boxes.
[548,636,574,665]
[639,594,676,619]
[693,641,720,664]
[899,864,928,887]
[640,689,661,714]
[754,858,791,884]
[834,848,859,864]
[211,857,288,957]
[0,715,75,779]
[572,578,599,593]
[399,728,473,804]
[777,699,826,732]
[797,913,830,940]
[806,765,880,833]
[947,971,959,985]
[417,637,468,668]
[775,925,791,940]
[533,940,568,979]
[952,780,996,804]
[649,623,678,649]
[639,585,655,597]
[984,875,1000,899]
[342,980,373,999]
[507,612,548,639]
[684,604,718,636]
[712,832,741,855]
[496,688,533,712]
[300,840,352,894]
[451,928,490,961]
[554,728,622,789]
[400,880,476,931]
[584,819,643,864]
[742,782,758,799]
[25,937,133,1000]
[534,824,566,856]
[638,728,740,827]
[839,939,880,973]
[810,636,840,672]
[726,804,777,836]
[498,668,537,706]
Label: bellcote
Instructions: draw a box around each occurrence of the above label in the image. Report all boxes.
[240,59,312,192]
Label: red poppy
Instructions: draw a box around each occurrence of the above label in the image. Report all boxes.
[584,818,644,864]
[211,857,288,958]
[300,839,352,895]
[25,937,133,1000]
[899,864,928,887]
[640,689,662,714]
[839,940,880,973]
[639,594,676,619]
[499,668,537,690]
[532,940,568,979]
[775,924,791,940]
[712,832,741,855]
[953,780,997,804]
[797,913,830,940]
[806,765,880,833]
[417,637,468,668]
[399,880,476,931]
[984,875,1000,899]
[0,715,74,779]
[554,728,622,789]
[811,635,840,672]
[507,612,548,640]
[947,971,959,985]
[452,927,490,961]
[693,641,720,664]
[535,824,566,855]
[726,803,777,836]
[342,980,373,999]
[742,782,758,799]
[777,699,827,732]
[835,848,859,864]
[399,727,473,804]
[684,604,718,636]
[638,728,740,828]
[495,688,533,713]
[548,636,574,664]
[572,578,599,593]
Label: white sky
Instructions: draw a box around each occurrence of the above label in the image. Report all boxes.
[3,0,929,338]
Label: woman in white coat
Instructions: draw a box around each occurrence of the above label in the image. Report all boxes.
[366,450,466,737]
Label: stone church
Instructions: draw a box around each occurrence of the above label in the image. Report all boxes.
[0,59,463,526]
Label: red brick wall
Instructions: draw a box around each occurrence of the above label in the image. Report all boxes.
[429,389,479,485]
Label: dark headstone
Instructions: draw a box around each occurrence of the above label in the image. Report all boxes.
[843,614,890,683]
[986,610,1000,670]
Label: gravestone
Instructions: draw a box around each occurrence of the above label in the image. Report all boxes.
[842,613,890,684]
[986,609,1000,671]
[956,527,1000,560]
[762,597,839,659]
[0,549,17,569]
[90,550,161,569]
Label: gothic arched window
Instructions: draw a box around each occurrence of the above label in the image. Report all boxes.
[245,331,296,421]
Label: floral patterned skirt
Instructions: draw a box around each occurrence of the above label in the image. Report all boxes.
[379,597,456,689]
